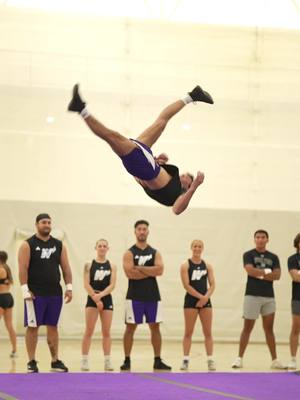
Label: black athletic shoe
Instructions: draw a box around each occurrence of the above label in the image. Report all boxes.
[120,358,131,371]
[27,359,39,373]
[51,359,68,372]
[153,358,172,371]
[67,84,86,113]
[188,85,214,104]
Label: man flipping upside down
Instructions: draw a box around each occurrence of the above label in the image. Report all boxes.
[68,84,213,215]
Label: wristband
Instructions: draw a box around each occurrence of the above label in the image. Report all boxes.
[66,283,73,291]
[21,284,31,299]
[264,268,272,275]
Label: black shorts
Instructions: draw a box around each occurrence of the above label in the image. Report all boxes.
[86,294,113,311]
[184,293,212,309]
[0,293,14,309]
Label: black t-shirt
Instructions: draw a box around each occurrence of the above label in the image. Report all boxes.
[288,253,300,301]
[243,249,280,298]
[142,164,184,206]
[27,235,63,296]
[126,244,161,301]
[89,259,112,291]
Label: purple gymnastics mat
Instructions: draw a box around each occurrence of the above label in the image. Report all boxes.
[0,372,299,400]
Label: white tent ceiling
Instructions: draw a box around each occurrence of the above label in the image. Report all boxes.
[1,0,300,29]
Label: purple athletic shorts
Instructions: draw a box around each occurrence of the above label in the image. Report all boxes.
[120,139,160,180]
[125,300,163,324]
[24,295,63,327]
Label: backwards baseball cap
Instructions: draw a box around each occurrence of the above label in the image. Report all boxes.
[36,213,51,223]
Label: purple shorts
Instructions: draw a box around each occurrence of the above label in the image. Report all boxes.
[125,300,162,324]
[120,139,160,180]
[24,295,63,327]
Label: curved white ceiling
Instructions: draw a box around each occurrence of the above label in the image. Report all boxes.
[1,0,300,29]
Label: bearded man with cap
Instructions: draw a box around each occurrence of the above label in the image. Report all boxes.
[18,213,73,373]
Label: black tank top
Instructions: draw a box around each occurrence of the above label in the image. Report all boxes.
[89,260,112,291]
[27,235,63,296]
[126,245,161,301]
[143,164,183,206]
[187,259,208,295]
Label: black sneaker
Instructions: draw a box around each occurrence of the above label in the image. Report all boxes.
[67,84,86,113]
[153,358,172,371]
[51,359,68,372]
[27,359,38,373]
[188,85,214,104]
[120,358,131,371]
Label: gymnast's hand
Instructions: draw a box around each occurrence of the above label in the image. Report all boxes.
[155,153,169,165]
[191,171,205,190]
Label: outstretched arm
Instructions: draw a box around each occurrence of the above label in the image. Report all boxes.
[173,171,204,215]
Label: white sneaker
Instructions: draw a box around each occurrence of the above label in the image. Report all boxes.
[80,359,89,371]
[232,357,243,368]
[180,360,189,371]
[270,359,286,370]
[9,351,18,359]
[286,359,297,370]
[104,359,114,371]
[207,359,216,371]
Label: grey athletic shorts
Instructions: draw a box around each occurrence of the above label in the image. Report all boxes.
[292,300,300,315]
[243,295,276,320]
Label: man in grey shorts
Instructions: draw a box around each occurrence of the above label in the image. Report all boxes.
[232,230,285,369]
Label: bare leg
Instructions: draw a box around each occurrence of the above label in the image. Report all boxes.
[100,310,113,356]
[47,325,59,362]
[238,319,256,357]
[81,307,98,356]
[262,313,277,360]
[290,315,300,357]
[199,308,213,356]
[3,308,17,352]
[26,327,39,361]
[123,323,137,357]
[136,100,186,148]
[149,323,162,357]
[84,115,136,156]
[182,309,198,356]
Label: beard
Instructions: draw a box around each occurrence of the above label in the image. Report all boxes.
[38,228,51,238]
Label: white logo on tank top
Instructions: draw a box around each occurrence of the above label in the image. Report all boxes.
[135,254,153,266]
[94,269,111,281]
[40,246,57,259]
[191,269,207,281]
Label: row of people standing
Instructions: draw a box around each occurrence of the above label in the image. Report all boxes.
[0,215,299,372]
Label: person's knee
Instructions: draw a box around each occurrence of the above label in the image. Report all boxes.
[263,324,274,335]
[184,330,193,340]
[291,324,300,335]
[242,324,254,335]
[203,331,212,341]
[102,331,111,339]
[84,329,94,338]
[27,327,38,334]
[156,119,168,130]
[149,323,160,333]
[125,324,137,336]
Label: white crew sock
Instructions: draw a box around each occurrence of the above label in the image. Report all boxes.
[182,94,193,105]
[82,354,88,361]
[80,107,91,119]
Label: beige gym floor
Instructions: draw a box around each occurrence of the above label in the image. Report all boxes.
[0,337,292,374]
